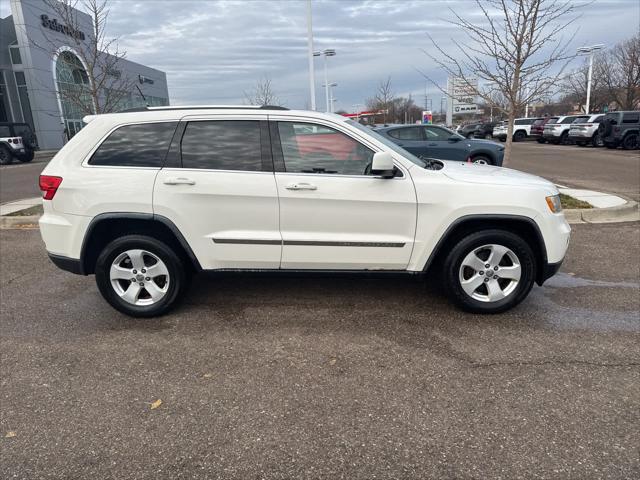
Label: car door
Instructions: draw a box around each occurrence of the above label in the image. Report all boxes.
[153,115,282,270]
[270,118,417,270]
[385,126,428,158]
[422,126,469,161]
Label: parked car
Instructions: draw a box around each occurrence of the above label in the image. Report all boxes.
[375,124,505,165]
[542,115,590,144]
[492,117,541,142]
[598,111,640,150]
[0,122,38,165]
[39,105,570,317]
[472,122,497,139]
[457,123,481,138]
[531,117,558,143]
[568,114,605,147]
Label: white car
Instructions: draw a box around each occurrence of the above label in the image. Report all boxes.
[568,114,605,147]
[542,115,590,144]
[39,106,570,317]
[492,117,540,142]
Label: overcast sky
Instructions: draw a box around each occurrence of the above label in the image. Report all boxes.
[3,0,639,111]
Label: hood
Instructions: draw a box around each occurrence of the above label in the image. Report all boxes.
[442,161,556,190]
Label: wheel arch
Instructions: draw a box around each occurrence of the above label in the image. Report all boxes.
[80,213,202,275]
[422,214,549,285]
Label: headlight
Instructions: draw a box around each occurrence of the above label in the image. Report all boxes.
[546,194,562,213]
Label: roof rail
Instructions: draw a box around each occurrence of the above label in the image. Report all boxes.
[119,105,289,113]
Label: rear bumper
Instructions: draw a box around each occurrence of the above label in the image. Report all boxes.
[48,253,85,275]
[538,260,563,285]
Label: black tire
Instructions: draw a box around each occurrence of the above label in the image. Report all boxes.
[466,133,474,139]
[0,145,13,165]
[484,133,491,139]
[442,229,536,314]
[513,130,526,142]
[576,141,586,147]
[95,235,187,317]
[605,142,617,149]
[499,137,506,142]
[17,150,34,163]
[622,133,639,150]
[591,132,604,148]
[536,138,546,144]
[559,131,569,145]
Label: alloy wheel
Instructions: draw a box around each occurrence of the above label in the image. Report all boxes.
[109,249,170,306]
[458,244,521,302]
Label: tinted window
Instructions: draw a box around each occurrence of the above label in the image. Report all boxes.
[561,117,577,124]
[89,122,176,167]
[593,116,604,123]
[572,116,589,123]
[181,121,262,171]
[622,112,639,123]
[277,122,374,175]
[424,126,453,141]
[388,127,423,140]
[0,126,9,137]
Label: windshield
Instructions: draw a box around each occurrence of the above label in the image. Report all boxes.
[346,120,426,167]
[547,118,559,124]
[571,116,589,123]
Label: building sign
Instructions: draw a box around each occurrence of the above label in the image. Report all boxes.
[40,15,86,41]
[138,75,154,85]
[449,77,479,116]
[422,110,433,124]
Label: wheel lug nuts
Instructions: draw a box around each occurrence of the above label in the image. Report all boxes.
[141,269,146,273]
[479,271,484,275]
[131,278,136,282]
[485,264,490,268]
[139,282,144,286]
[484,278,489,282]
[132,269,137,274]
[493,275,498,279]
[494,266,499,271]
[145,277,150,281]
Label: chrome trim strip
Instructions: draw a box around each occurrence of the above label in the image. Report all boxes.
[212,239,405,248]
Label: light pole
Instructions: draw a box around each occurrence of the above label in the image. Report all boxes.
[323,82,337,112]
[352,103,362,121]
[306,0,316,110]
[314,49,336,112]
[577,44,605,114]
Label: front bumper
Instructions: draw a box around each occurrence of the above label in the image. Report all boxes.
[538,260,563,285]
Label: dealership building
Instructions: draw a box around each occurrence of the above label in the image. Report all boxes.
[1,0,170,149]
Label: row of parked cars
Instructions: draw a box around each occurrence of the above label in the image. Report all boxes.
[456,111,640,150]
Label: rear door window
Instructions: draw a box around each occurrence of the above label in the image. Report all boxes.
[561,117,577,124]
[180,120,263,171]
[89,122,177,167]
[388,127,424,141]
[622,112,639,123]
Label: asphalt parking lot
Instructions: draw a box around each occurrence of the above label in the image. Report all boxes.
[1,220,639,478]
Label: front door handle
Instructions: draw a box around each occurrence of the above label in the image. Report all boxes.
[163,177,196,185]
[285,182,317,191]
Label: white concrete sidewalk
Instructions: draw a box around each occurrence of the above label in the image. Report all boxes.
[0,197,41,216]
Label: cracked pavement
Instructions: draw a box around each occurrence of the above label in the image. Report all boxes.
[1,222,639,479]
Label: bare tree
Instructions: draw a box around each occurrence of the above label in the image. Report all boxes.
[366,77,395,123]
[597,35,640,110]
[420,0,582,165]
[37,0,136,116]
[244,75,282,106]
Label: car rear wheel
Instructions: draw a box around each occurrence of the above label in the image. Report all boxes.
[95,235,186,317]
[443,230,536,314]
[622,133,639,150]
[513,130,526,142]
[559,131,569,145]
[591,132,604,148]
[17,150,34,162]
[0,145,13,165]
[536,138,546,144]
[484,133,491,139]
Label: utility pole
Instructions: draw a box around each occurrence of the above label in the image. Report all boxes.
[306,0,316,110]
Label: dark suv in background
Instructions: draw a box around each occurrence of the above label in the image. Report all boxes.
[473,122,497,139]
[375,124,505,166]
[457,123,481,138]
[599,111,640,149]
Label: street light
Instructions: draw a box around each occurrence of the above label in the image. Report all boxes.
[322,82,337,112]
[352,103,363,120]
[314,48,336,112]
[305,0,316,110]
[577,44,605,114]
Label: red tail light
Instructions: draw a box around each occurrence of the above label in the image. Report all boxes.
[39,175,63,200]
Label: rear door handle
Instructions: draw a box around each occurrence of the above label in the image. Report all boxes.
[163,177,196,185]
[285,182,317,191]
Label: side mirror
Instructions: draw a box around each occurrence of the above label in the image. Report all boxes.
[371,151,395,177]
[448,135,462,142]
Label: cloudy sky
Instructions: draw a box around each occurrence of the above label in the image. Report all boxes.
[3,0,639,111]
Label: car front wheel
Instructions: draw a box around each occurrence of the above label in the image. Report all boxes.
[95,235,186,317]
[622,133,639,150]
[471,155,492,165]
[443,230,536,314]
[0,145,13,165]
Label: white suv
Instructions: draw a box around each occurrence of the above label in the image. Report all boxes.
[542,115,590,144]
[492,118,540,142]
[568,114,605,147]
[39,106,571,317]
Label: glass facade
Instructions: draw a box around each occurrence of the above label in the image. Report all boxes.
[55,51,93,139]
[14,71,34,129]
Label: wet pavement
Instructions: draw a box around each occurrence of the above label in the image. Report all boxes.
[1,222,639,478]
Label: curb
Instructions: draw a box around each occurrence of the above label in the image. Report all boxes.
[564,199,639,224]
[0,215,40,228]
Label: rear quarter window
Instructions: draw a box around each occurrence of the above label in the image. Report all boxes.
[622,113,639,123]
[89,122,177,167]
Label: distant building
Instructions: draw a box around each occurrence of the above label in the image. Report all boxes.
[1,0,170,149]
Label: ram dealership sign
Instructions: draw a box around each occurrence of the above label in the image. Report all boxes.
[448,77,478,116]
